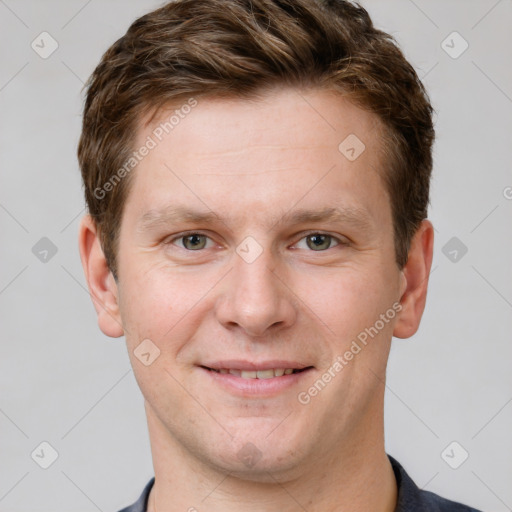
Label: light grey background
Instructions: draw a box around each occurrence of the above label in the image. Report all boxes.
[1,0,511,511]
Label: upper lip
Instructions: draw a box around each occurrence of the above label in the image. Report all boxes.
[200,360,312,371]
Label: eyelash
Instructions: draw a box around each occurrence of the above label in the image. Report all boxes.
[165,231,347,251]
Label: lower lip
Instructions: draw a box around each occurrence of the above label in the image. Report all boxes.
[199,367,314,397]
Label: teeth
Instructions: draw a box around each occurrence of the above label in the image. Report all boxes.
[256,369,275,379]
[212,368,300,378]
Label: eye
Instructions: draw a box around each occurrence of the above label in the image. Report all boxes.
[295,233,341,251]
[171,233,214,250]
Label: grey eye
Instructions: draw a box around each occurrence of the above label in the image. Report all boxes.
[181,234,208,250]
[304,234,339,251]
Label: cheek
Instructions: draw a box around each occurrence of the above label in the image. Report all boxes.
[294,265,396,348]
[118,263,215,349]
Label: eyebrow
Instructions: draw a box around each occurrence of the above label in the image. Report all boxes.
[136,205,374,234]
[275,206,373,233]
[137,206,220,232]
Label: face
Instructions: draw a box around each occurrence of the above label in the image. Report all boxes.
[105,88,408,479]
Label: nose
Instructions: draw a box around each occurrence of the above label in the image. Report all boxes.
[214,248,297,338]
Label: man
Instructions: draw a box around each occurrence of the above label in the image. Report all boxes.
[77,0,481,510]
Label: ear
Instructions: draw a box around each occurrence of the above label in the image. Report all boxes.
[78,215,124,338]
[393,219,434,339]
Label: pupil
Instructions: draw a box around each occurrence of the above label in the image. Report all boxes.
[308,234,330,251]
[185,234,204,249]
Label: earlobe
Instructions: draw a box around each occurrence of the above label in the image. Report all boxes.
[393,219,434,339]
[78,215,124,338]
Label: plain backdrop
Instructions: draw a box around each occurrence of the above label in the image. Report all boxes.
[1,0,511,511]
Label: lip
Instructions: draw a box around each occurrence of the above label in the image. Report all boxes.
[200,360,310,371]
[197,361,315,397]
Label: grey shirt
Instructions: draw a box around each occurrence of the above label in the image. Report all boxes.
[118,454,481,512]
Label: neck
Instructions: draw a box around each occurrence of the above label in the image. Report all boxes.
[145,405,397,512]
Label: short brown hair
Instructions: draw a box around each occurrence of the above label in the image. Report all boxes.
[78,0,434,278]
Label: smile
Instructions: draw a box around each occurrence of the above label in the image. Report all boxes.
[198,363,315,397]
[204,367,310,379]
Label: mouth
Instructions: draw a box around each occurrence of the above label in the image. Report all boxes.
[197,361,315,396]
[200,366,312,379]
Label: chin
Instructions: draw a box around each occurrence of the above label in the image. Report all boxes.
[201,427,309,480]
[213,451,305,483]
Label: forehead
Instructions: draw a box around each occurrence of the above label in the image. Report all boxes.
[126,87,390,229]
[139,87,384,158]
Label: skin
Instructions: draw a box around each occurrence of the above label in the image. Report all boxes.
[79,86,433,512]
